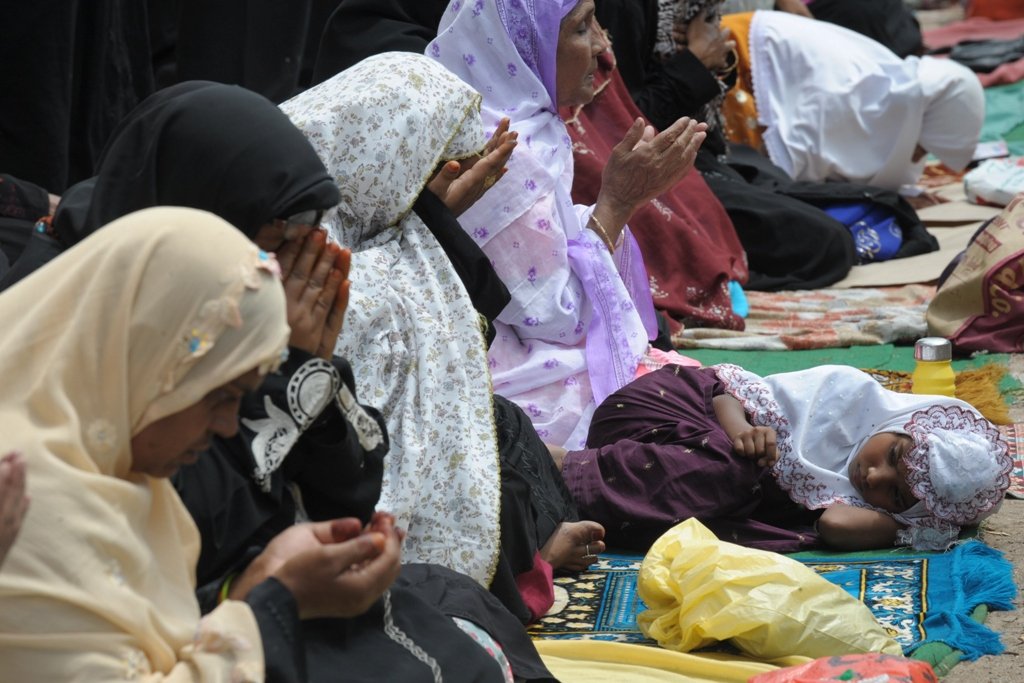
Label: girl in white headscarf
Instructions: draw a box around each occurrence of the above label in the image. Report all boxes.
[567,362,1011,553]
[721,9,984,191]
[0,207,404,681]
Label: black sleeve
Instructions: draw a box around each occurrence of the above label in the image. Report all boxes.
[245,578,307,683]
[176,348,352,585]
[287,356,387,524]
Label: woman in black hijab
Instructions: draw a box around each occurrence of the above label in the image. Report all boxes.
[52,80,340,248]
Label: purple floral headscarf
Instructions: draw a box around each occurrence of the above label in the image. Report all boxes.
[495,0,580,105]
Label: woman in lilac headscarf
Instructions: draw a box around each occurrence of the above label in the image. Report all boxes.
[429,0,707,449]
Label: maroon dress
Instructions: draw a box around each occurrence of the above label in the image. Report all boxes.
[562,51,748,333]
[562,365,821,552]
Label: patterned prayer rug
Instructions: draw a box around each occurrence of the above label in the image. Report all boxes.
[673,285,933,351]
[998,423,1024,497]
[530,542,1014,669]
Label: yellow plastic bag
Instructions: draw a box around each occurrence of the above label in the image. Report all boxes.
[637,519,902,660]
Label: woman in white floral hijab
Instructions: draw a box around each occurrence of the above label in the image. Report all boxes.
[281,52,511,586]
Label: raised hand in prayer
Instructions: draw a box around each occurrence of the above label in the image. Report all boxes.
[426,117,518,217]
[0,451,29,570]
[593,116,707,243]
[231,513,403,619]
[673,8,736,73]
[275,230,351,360]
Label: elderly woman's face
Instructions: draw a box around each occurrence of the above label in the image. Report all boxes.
[555,0,602,108]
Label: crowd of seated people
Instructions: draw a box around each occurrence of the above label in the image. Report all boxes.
[0,1,1010,680]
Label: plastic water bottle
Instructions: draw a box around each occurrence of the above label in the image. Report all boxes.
[911,337,956,397]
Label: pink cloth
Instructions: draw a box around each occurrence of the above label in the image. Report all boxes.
[514,552,555,623]
[635,348,702,379]
[924,17,1024,87]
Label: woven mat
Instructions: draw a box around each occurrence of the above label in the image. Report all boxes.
[530,544,1009,675]
[674,285,933,351]
[530,553,942,652]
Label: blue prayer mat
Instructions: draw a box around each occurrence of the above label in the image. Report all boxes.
[529,541,1015,662]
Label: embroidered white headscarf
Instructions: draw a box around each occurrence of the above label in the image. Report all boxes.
[750,10,983,190]
[280,52,502,585]
[428,0,658,449]
[713,364,1011,551]
[0,207,289,680]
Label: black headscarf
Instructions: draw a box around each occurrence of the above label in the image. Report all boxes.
[311,0,448,84]
[53,81,340,245]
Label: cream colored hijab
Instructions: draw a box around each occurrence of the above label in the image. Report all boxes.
[281,52,502,585]
[0,207,289,681]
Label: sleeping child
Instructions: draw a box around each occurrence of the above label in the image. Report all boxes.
[557,364,1011,552]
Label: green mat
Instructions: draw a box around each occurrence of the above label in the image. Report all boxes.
[682,344,1016,386]
[980,81,1024,157]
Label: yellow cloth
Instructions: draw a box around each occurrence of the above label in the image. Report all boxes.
[638,519,902,660]
[719,12,764,152]
[0,207,290,681]
[536,641,810,683]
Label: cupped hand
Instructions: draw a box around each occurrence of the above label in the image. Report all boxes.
[228,517,364,601]
[273,514,403,620]
[426,117,518,217]
[732,426,778,467]
[275,231,351,359]
[0,451,29,569]
[598,116,707,224]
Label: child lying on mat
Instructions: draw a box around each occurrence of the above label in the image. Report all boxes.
[555,364,1011,553]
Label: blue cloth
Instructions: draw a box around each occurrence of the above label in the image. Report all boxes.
[802,540,1015,660]
[823,201,904,264]
[729,280,749,318]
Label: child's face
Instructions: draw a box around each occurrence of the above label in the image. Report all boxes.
[847,432,919,513]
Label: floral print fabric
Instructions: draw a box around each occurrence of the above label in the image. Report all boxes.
[280,52,501,585]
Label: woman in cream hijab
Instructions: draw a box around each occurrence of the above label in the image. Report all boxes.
[0,207,401,681]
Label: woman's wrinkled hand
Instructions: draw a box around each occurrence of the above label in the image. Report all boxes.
[427,117,518,217]
[0,451,29,569]
[673,9,736,73]
[598,116,707,224]
[275,231,351,359]
[731,426,778,468]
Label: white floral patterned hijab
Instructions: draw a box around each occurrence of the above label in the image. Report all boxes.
[0,207,289,680]
[714,364,1011,551]
[281,52,503,585]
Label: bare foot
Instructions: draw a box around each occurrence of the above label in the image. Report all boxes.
[541,520,606,572]
[546,443,568,471]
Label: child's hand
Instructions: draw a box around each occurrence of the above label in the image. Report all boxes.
[731,426,778,467]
